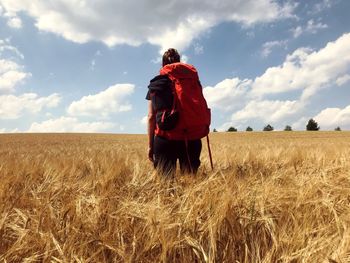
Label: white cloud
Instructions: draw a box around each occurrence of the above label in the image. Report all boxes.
[0,38,24,59]
[203,78,251,111]
[28,116,115,133]
[1,2,23,29]
[7,16,22,28]
[67,84,135,118]
[151,56,162,65]
[0,128,20,133]
[314,106,350,130]
[0,0,295,52]
[261,40,288,58]
[231,100,303,123]
[292,26,303,38]
[292,116,308,130]
[252,33,350,100]
[89,50,102,71]
[194,43,204,55]
[181,54,189,63]
[308,0,333,14]
[336,74,350,86]
[0,59,30,92]
[305,19,328,33]
[0,39,29,92]
[292,19,328,38]
[200,33,350,130]
[0,93,61,119]
[141,115,147,126]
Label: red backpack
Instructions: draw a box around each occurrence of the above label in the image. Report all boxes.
[155,62,211,140]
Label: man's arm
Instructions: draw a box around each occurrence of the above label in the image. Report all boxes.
[147,100,156,162]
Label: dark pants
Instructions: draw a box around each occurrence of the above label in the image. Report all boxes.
[153,136,202,176]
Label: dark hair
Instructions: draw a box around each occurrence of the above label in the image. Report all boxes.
[162,48,180,67]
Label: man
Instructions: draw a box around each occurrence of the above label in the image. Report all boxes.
[146,48,210,176]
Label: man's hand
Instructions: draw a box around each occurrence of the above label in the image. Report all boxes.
[148,147,154,163]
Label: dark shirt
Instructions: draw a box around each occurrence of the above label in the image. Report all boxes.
[146,75,173,110]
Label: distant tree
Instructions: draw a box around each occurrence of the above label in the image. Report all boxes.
[227,126,237,132]
[246,126,253,132]
[306,119,320,131]
[335,126,341,131]
[263,124,274,131]
[284,125,292,131]
[213,128,218,132]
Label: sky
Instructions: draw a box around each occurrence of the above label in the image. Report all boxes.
[0,0,350,133]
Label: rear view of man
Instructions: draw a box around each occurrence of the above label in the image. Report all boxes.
[146,48,211,176]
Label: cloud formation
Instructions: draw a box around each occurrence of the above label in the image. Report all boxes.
[0,39,24,59]
[0,39,29,93]
[140,115,148,126]
[314,105,350,130]
[308,0,333,15]
[204,33,350,129]
[0,93,61,119]
[336,74,350,86]
[231,100,302,123]
[292,19,328,38]
[203,78,251,111]
[67,84,135,118]
[261,40,288,58]
[0,3,22,28]
[7,16,22,28]
[28,117,115,133]
[252,33,350,100]
[0,0,295,51]
[0,59,30,92]
[0,39,31,94]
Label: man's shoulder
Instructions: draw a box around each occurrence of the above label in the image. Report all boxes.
[148,75,172,91]
[150,74,170,83]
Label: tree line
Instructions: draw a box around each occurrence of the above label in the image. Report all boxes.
[213,118,343,132]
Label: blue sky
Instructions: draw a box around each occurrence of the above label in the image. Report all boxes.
[0,0,350,133]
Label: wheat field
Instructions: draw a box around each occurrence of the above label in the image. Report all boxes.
[0,132,349,262]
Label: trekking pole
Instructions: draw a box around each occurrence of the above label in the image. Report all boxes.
[206,135,214,171]
[185,137,193,173]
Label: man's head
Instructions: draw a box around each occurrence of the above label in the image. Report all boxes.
[162,48,180,67]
